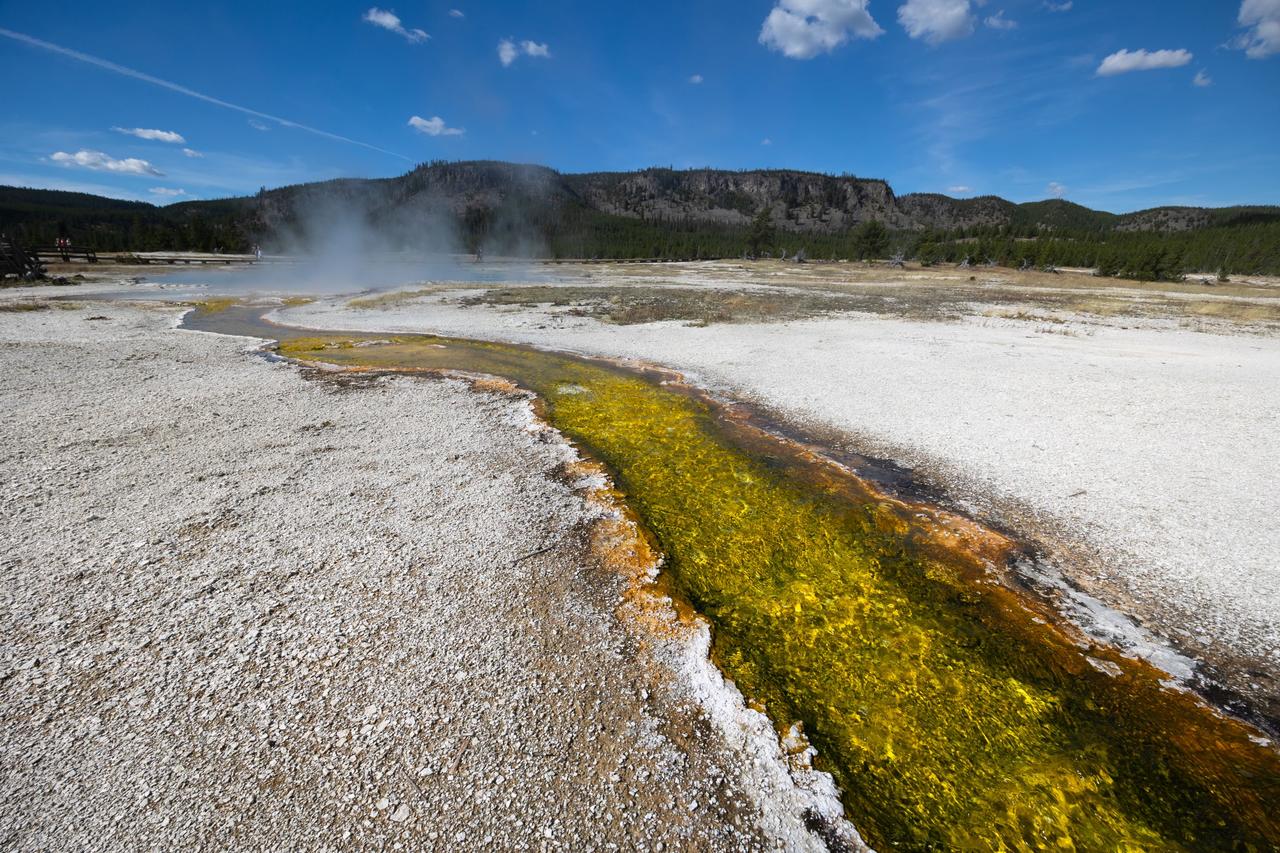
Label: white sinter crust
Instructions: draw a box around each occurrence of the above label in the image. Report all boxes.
[0,298,862,851]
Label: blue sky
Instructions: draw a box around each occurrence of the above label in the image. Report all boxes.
[1,0,1277,212]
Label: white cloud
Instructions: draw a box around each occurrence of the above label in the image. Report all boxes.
[149,187,187,197]
[408,115,464,136]
[449,8,464,18]
[51,149,163,176]
[898,0,975,44]
[1193,69,1212,87]
[761,137,773,146]
[498,38,551,66]
[182,148,204,158]
[689,73,704,84]
[1096,48,1193,76]
[362,7,429,43]
[1235,0,1280,58]
[759,0,884,60]
[1047,181,1067,198]
[112,126,185,143]
[948,185,972,193]
[248,119,270,131]
[498,39,519,66]
[984,11,1017,30]
[1044,1,1072,11]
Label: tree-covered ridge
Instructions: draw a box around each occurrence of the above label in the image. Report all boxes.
[0,186,252,253]
[2,161,1278,276]
[0,186,157,214]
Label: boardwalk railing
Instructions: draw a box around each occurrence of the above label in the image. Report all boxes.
[113,253,264,265]
[33,246,98,263]
[0,238,45,278]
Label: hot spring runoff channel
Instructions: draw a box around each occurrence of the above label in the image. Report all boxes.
[187,302,1280,851]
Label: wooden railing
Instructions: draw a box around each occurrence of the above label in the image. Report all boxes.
[0,240,45,278]
[32,246,98,263]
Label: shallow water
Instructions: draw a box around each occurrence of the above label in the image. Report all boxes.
[187,305,1280,850]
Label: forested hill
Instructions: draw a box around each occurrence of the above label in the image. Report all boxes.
[3,161,1278,277]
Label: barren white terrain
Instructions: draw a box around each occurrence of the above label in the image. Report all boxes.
[0,298,861,851]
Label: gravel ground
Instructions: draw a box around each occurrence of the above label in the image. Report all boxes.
[282,271,1280,714]
[0,299,860,851]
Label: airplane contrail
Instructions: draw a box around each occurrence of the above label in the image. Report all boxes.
[0,27,413,162]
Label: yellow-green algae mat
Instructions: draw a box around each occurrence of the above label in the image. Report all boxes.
[279,331,1279,851]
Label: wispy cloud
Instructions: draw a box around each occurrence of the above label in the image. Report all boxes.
[149,187,187,197]
[498,38,551,66]
[985,11,1017,31]
[449,9,464,18]
[1071,155,1278,203]
[362,8,428,43]
[247,119,270,131]
[1047,181,1067,198]
[948,185,972,193]
[898,0,975,45]
[689,73,704,84]
[761,137,773,146]
[1193,69,1213,87]
[759,0,883,59]
[51,149,163,176]
[1044,1,1072,11]
[0,27,410,161]
[408,115,464,136]
[892,47,1100,191]
[1096,48,1193,76]
[151,150,332,196]
[182,148,204,158]
[113,126,185,143]
[1233,0,1280,58]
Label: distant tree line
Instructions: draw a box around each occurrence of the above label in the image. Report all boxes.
[4,184,1278,279]
[537,205,896,262]
[907,221,1280,280]
[535,209,1278,279]
[0,188,253,253]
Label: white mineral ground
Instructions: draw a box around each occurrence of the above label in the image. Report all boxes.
[0,297,864,851]
[5,260,1280,847]
[278,262,1280,714]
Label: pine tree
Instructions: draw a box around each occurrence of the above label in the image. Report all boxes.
[853,219,889,260]
[747,206,773,256]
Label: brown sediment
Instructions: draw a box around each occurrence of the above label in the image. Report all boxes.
[445,268,1280,332]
